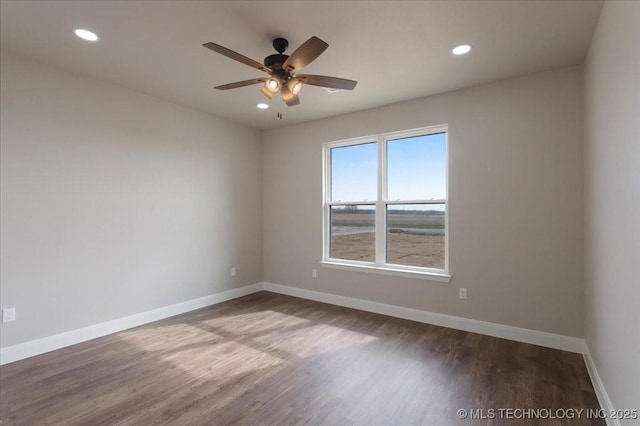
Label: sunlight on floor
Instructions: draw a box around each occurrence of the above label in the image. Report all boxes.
[119,308,381,385]
[257,322,379,358]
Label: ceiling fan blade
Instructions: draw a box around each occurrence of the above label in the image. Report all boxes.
[282,36,329,72]
[285,95,300,106]
[215,78,267,90]
[203,42,270,72]
[297,74,357,90]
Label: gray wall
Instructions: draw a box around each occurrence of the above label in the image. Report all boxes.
[263,66,584,337]
[584,1,640,417]
[0,52,263,348]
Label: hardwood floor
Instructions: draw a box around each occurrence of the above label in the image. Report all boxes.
[1,292,602,425]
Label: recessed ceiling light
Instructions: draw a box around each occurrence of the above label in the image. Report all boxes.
[452,44,472,55]
[74,29,99,42]
[257,103,269,109]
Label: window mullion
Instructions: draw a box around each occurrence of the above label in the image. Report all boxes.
[323,144,331,260]
[375,136,386,266]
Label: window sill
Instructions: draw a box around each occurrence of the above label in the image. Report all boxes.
[320,261,451,282]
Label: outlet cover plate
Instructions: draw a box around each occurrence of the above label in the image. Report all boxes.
[2,308,16,322]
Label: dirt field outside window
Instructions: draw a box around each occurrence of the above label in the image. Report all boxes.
[330,212,445,269]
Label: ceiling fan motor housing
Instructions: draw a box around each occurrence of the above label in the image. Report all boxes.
[264,53,289,70]
[265,38,291,71]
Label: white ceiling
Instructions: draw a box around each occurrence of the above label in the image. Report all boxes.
[1,0,603,130]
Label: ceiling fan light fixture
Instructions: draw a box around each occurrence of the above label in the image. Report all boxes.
[260,85,275,99]
[288,79,303,95]
[266,77,281,93]
[280,86,295,102]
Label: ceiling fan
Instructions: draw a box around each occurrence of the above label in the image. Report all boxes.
[203,36,357,106]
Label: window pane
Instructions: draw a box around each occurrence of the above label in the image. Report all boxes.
[386,204,445,269]
[387,133,446,200]
[331,142,377,202]
[330,205,375,262]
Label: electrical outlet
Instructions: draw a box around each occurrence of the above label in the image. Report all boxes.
[2,308,16,323]
[231,267,236,277]
[459,288,467,299]
[312,269,317,278]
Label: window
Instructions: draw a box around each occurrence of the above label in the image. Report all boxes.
[322,125,449,281]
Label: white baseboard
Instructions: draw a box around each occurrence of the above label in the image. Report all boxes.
[0,283,263,365]
[262,282,585,353]
[583,345,620,426]
[0,281,586,363]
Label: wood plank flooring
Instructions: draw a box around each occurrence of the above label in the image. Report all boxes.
[0,292,603,425]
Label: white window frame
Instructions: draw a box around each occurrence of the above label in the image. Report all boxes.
[321,125,450,282]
